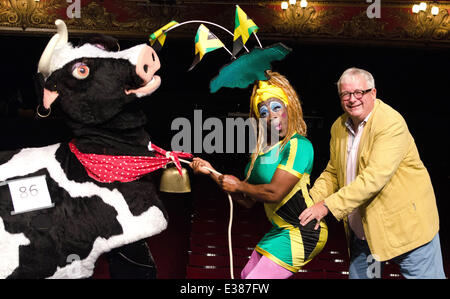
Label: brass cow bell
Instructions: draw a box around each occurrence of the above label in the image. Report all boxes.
[159,166,191,193]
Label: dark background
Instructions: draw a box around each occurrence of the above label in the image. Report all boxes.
[0,34,448,267]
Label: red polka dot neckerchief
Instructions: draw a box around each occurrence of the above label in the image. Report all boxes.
[68,141,193,183]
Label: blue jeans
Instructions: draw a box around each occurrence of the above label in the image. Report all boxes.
[349,232,446,279]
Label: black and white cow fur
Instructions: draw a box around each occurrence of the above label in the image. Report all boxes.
[0,20,168,278]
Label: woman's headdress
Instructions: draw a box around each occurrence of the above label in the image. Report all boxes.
[148,5,292,94]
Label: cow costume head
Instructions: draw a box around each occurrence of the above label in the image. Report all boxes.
[37,20,161,130]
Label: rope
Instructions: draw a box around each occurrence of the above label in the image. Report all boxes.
[178,158,235,279]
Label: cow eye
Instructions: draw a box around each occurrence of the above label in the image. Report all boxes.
[71,62,90,80]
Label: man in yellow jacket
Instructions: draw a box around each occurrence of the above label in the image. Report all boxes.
[299,67,445,278]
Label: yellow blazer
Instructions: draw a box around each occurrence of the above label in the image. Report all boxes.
[310,99,439,261]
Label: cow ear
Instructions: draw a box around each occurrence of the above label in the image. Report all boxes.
[43,88,59,109]
[81,34,120,52]
[35,73,59,110]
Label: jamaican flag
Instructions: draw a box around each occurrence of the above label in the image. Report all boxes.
[149,21,178,51]
[232,5,259,56]
[188,24,225,71]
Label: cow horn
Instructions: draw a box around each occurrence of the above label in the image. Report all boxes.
[38,19,68,78]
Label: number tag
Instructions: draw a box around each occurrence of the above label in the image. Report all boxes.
[7,175,54,215]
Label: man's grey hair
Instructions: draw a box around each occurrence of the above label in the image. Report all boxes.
[337,67,375,94]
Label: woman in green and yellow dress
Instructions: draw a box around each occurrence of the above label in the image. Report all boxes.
[191,71,327,279]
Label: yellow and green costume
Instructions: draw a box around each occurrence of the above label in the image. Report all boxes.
[245,133,328,272]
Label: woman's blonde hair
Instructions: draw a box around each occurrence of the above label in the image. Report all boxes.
[245,70,307,181]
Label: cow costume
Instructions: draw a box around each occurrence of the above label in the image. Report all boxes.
[0,20,174,279]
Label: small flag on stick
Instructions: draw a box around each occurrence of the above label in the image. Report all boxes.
[149,21,178,51]
[189,24,225,71]
[232,5,259,56]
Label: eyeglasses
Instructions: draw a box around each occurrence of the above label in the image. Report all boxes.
[339,88,372,101]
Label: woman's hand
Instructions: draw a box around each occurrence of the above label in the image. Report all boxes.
[218,174,243,193]
[190,157,216,176]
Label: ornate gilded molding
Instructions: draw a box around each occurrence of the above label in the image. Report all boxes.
[0,0,448,46]
[0,0,183,35]
[408,6,449,40]
[269,1,449,44]
[0,0,62,30]
[271,5,337,36]
[340,11,387,39]
[63,1,183,35]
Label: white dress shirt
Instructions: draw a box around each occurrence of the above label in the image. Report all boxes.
[345,112,372,240]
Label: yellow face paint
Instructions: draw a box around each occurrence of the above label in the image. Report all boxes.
[251,81,289,117]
